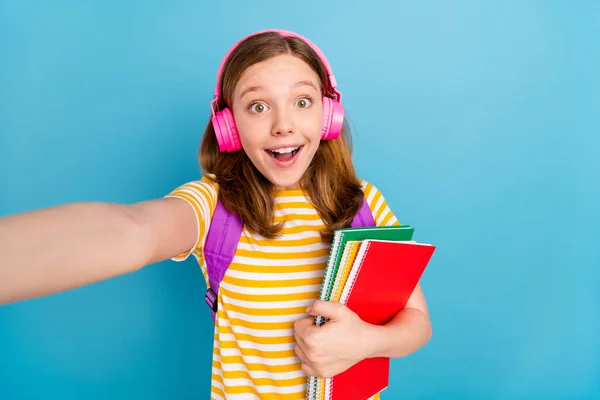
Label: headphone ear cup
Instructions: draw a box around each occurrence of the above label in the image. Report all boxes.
[321,96,344,141]
[212,107,242,152]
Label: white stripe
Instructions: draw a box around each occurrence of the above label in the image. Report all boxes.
[274,208,319,216]
[219,363,306,380]
[213,352,297,366]
[280,219,325,228]
[372,195,386,220]
[218,376,306,396]
[245,230,323,241]
[217,332,297,346]
[233,255,328,267]
[237,241,328,253]
[385,213,399,225]
[219,335,295,352]
[216,348,301,366]
[274,196,310,203]
[211,379,224,394]
[220,281,322,295]
[220,307,305,323]
[364,183,376,204]
[378,206,394,225]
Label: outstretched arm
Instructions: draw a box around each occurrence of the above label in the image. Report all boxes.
[0,197,197,305]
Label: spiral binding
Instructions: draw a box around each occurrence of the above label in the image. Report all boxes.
[306,241,372,400]
[315,231,345,327]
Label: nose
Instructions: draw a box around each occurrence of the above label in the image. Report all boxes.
[271,107,295,136]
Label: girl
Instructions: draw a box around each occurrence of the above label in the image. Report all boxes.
[0,29,432,399]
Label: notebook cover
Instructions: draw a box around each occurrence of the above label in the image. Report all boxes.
[328,240,436,400]
[310,227,415,398]
[316,226,414,326]
[315,241,361,400]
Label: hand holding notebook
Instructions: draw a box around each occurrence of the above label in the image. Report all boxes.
[305,225,436,400]
[294,299,377,380]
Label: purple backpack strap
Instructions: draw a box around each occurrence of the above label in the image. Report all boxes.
[203,195,374,322]
[203,197,243,321]
[351,198,376,227]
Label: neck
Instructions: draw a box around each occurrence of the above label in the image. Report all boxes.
[273,183,302,191]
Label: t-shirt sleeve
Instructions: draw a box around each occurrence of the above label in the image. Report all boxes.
[360,180,401,227]
[163,175,218,263]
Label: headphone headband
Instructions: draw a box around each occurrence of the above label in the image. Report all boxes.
[210,29,342,116]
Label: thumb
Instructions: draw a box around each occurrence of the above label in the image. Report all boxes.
[307,300,347,321]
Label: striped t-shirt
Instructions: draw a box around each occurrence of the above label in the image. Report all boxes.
[166,175,400,400]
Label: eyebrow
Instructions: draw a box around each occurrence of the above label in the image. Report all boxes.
[239,80,319,100]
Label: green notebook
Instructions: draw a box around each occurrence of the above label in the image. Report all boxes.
[315,225,414,326]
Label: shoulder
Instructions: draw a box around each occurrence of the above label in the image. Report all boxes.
[357,178,387,205]
[166,174,219,205]
[163,174,220,264]
[358,178,401,226]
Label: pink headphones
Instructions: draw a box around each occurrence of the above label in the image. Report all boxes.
[210,29,344,153]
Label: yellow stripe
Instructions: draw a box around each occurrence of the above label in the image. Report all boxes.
[274,201,317,210]
[221,384,305,399]
[220,286,318,302]
[211,372,224,387]
[211,383,225,399]
[272,189,307,197]
[279,224,326,235]
[224,275,322,288]
[196,182,217,211]
[221,317,295,331]
[168,178,401,398]
[371,191,385,222]
[215,355,301,373]
[363,181,374,200]
[217,342,296,359]
[274,213,322,222]
[240,235,324,247]
[219,368,306,387]
[217,326,296,345]
[381,211,400,226]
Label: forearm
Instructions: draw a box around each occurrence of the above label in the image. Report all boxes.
[362,307,432,359]
[0,202,147,305]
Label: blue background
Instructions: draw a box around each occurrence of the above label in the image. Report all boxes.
[1,1,599,399]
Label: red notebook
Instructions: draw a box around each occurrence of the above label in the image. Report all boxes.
[327,239,436,400]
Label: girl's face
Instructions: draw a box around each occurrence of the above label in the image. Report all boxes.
[231,54,323,190]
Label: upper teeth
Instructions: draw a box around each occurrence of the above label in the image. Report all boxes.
[271,147,298,154]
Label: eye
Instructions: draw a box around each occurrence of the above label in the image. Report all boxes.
[295,97,313,109]
[249,102,268,113]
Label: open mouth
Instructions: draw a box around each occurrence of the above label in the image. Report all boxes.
[265,145,303,162]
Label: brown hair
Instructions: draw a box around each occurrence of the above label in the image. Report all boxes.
[199,32,364,242]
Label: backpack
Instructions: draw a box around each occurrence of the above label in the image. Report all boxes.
[202,196,376,321]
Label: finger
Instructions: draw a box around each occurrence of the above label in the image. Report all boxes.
[301,362,318,377]
[294,343,308,363]
[294,332,308,351]
[294,316,313,333]
[307,300,345,321]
